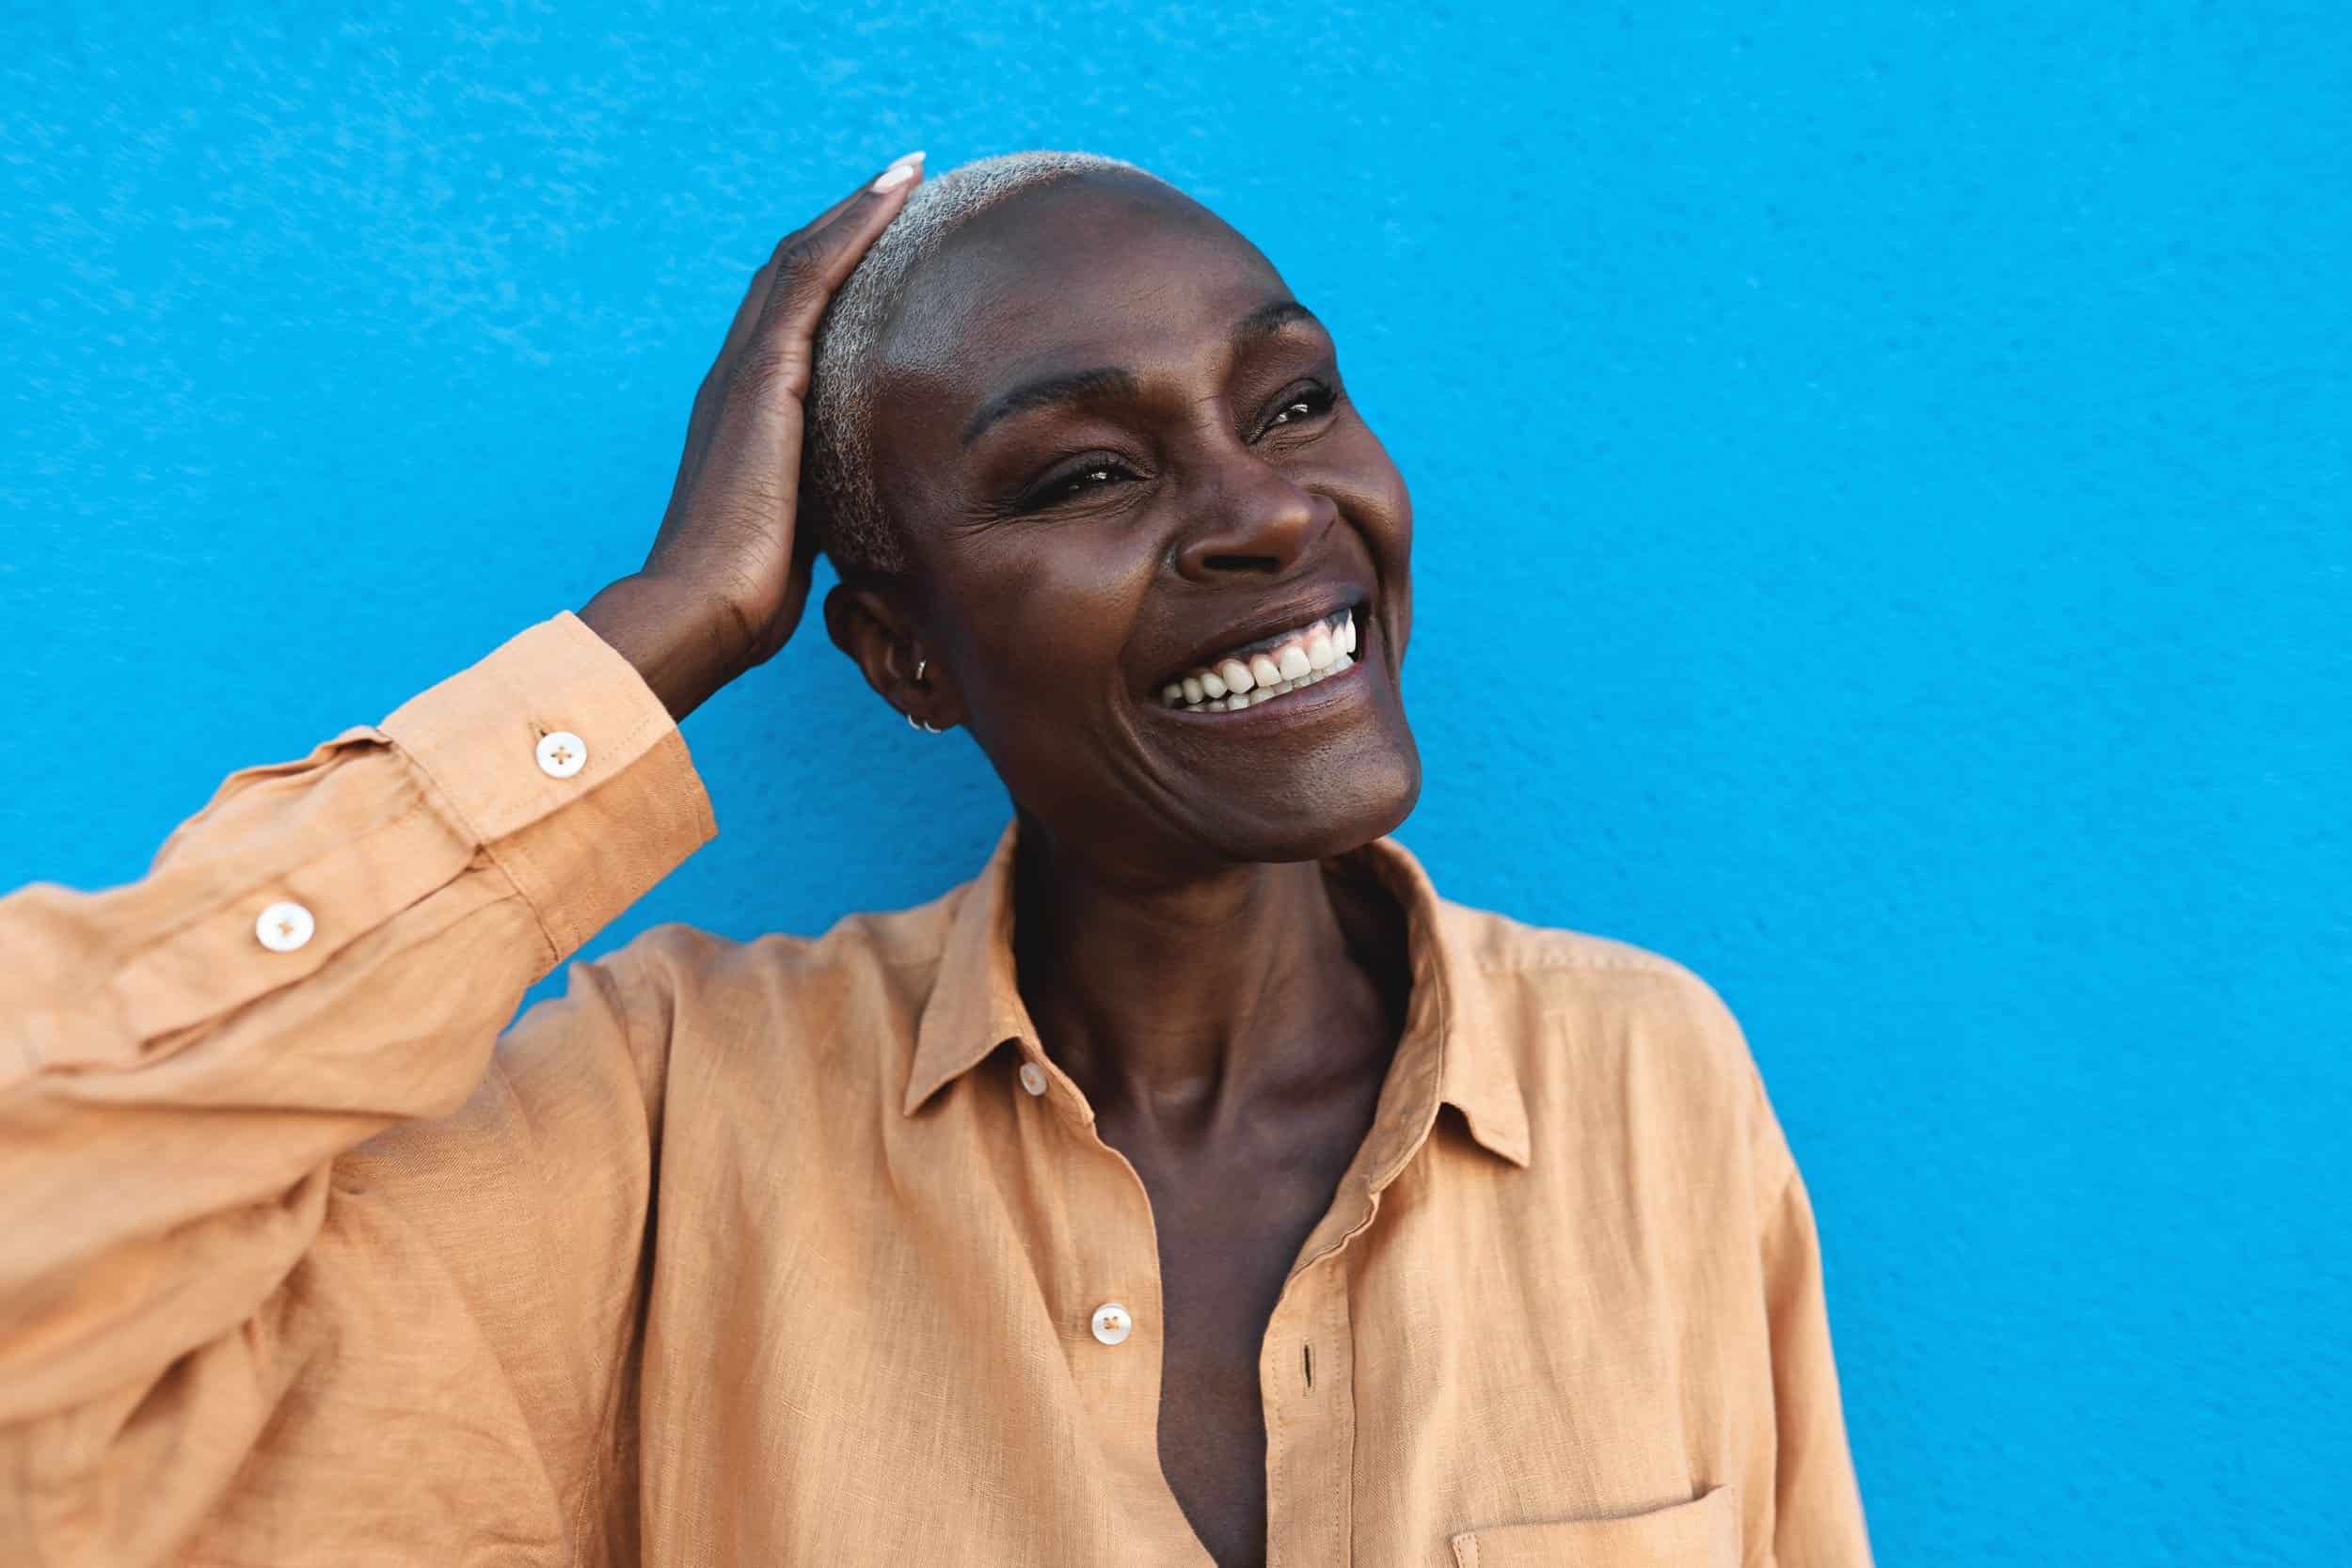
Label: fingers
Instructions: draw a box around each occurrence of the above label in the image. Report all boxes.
[709,150,924,449]
[803,150,919,232]
[700,151,925,415]
[708,256,787,396]
[755,150,925,350]
[683,151,926,559]
[678,150,926,491]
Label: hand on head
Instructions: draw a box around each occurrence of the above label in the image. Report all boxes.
[579,150,926,721]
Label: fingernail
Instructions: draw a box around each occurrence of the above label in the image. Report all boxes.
[872,150,924,191]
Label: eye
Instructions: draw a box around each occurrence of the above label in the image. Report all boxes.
[1259,380,1339,438]
[1018,454,1139,513]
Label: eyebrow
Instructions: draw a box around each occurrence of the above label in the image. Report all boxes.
[959,299,1324,449]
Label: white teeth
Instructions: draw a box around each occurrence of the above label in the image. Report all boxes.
[1165,610,1367,716]
[1169,647,1361,714]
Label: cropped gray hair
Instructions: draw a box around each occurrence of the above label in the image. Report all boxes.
[803,150,1169,576]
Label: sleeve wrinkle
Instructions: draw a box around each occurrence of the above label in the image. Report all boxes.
[130,783,438,977]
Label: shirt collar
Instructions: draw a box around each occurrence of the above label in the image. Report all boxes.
[903,819,1533,1171]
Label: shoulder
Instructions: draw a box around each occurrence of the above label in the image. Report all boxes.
[573,879,979,1117]
[1440,895,1756,1069]
[593,880,972,1030]
[1436,896,1784,1179]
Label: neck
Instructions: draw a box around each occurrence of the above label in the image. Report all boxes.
[1009,816,1405,1135]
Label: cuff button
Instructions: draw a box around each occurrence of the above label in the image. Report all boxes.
[536,730,588,779]
[255,900,315,953]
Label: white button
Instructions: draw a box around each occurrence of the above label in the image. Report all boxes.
[1018,1061,1048,1098]
[536,730,587,779]
[255,900,315,953]
[1090,1303,1133,1347]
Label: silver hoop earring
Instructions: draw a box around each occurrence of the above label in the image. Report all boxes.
[905,655,943,731]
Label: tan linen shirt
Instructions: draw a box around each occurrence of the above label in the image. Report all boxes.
[0,610,1873,1568]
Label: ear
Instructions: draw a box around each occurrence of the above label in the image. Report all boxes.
[823,579,960,731]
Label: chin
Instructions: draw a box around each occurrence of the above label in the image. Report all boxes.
[1211,735,1422,865]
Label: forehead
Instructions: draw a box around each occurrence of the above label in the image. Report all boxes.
[878,174,1289,399]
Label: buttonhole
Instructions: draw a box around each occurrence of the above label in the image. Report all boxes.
[1302,1341,1314,1391]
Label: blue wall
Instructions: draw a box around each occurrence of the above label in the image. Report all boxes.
[5,4,2344,1561]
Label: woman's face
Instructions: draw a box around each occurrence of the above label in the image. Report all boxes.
[863,170,1418,872]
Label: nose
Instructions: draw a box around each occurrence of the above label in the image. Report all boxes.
[1171,454,1334,582]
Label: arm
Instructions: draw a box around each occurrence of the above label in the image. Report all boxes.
[0,610,709,1563]
[1756,1150,1876,1567]
[1676,965,1878,1566]
[1738,1051,1875,1568]
[0,152,929,1565]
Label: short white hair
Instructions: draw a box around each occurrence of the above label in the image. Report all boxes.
[803,150,1170,575]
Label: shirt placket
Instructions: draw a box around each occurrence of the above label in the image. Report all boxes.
[1012,1037,1212,1563]
[1259,1180,1365,1567]
[1259,1013,1448,1567]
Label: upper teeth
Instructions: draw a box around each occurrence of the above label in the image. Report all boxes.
[1159,608,1359,714]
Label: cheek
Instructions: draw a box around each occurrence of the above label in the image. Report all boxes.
[1332,434,1413,649]
[1367,445,1414,546]
[1317,422,1413,550]
[946,530,1157,719]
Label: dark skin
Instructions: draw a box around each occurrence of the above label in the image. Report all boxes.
[581,158,1421,1568]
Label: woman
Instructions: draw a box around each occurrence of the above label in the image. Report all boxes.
[0,150,1873,1566]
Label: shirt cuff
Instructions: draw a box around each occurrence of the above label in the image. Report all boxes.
[380,610,718,971]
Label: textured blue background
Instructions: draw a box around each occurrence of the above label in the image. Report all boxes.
[4,4,2346,1562]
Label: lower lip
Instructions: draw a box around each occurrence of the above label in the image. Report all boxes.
[1150,639,1374,732]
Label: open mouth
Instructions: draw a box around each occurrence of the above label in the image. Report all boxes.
[1154,605,1359,715]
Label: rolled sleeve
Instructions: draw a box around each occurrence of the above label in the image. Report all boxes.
[381,609,717,968]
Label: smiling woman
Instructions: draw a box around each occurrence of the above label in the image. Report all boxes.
[0,150,1874,1568]
[808,152,1422,880]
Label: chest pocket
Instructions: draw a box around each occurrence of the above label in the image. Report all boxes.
[1449,1483,1740,1568]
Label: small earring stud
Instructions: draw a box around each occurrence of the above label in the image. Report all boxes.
[914,657,929,686]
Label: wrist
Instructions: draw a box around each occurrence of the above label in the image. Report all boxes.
[577,572,747,724]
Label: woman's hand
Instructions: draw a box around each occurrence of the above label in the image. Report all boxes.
[580,150,924,721]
